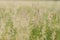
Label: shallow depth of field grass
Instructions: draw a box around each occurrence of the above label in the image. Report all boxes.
[0,1,60,40]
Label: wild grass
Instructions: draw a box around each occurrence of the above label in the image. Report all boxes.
[0,2,60,40]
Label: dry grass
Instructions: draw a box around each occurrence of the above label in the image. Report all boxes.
[0,1,60,40]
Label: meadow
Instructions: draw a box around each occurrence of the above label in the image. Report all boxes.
[0,1,60,40]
